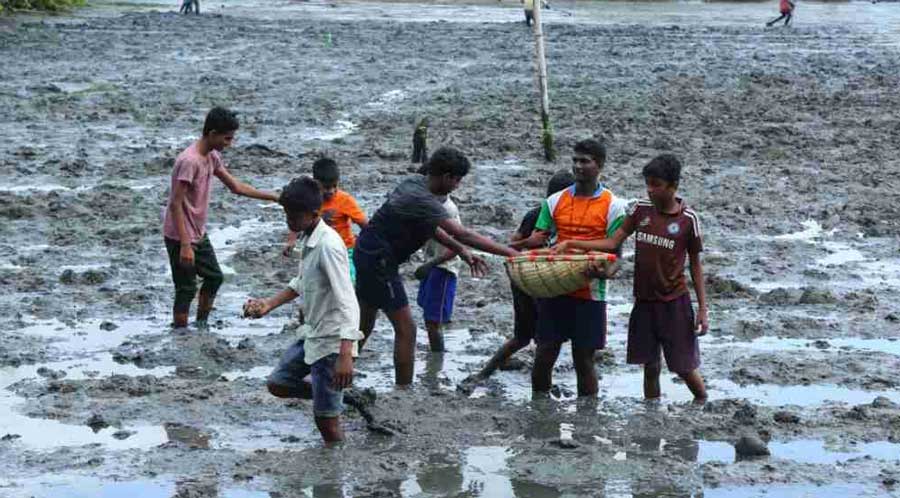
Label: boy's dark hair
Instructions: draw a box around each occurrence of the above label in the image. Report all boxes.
[312,158,340,184]
[203,107,240,135]
[547,169,575,196]
[642,154,682,185]
[280,176,323,214]
[425,147,471,178]
[573,139,606,168]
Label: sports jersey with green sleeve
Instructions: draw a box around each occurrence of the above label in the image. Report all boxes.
[534,184,628,301]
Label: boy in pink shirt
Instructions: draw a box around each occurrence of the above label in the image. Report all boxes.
[163,107,279,329]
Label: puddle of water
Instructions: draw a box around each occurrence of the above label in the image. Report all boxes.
[771,220,834,242]
[817,242,866,267]
[401,446,516,498]
[600,371,900,407]
[15,318,164,353]
[367,89,408,109]
[715,335,900,357]
[221,365,272,381]
[0,183,73,193]
[704,483,872,498]
[767,439,900,465]
[0,355,174,450]
[299,119,357,142]
[5,475,271,498]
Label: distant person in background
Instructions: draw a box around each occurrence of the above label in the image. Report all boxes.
[522,0,549,26]
[766,0,794,26]
[180,0,199,14]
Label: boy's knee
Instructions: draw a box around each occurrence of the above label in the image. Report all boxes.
[174,284,197,311]
[644,361,662,373]
[203,271,224,292]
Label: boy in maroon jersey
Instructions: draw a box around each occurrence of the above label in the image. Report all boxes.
[552,154,708,402]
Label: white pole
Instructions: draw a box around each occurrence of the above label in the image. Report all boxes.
[532,0,555,161]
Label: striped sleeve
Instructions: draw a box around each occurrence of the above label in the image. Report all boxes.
[534,198,555,232]
[606,195,630,237]
[684,208,703,254]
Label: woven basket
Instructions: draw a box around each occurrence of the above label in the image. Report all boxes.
[505,250,617,299]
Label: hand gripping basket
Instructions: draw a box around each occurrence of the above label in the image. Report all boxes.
[505,250,618,299]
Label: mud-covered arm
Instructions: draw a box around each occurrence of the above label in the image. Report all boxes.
[244,288,298,318]
[552,227,629,253]
[689,251,709,335]
[511,230,550,250]
[214,167,279,202]
[437,218,518,257]
[169,180,192,246]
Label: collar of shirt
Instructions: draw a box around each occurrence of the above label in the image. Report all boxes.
[566,182,606,199]
[301,218,329,249]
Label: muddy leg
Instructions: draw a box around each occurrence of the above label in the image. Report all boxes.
[531,341,561,392]
[358,300,379,351]
[643,361,662,400]
[784,12,792,26]
[425,321,444,353]
[315,416,344,443]
[766,13,785,26]
[267,380,312,399]
[386,306,417,386]
[478,337,528,379]
[165,238,197,329]
[173,310,190,328]
[679,368,707,403]
[192,240,223,325]
[572,345,598,397]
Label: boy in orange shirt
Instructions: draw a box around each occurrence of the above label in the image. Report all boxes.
[284,158,367,281]
[766,0,795,26]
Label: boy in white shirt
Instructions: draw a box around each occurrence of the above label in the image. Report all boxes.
[244,176,363,443]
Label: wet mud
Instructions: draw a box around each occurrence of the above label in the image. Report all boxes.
[1,0,900,496]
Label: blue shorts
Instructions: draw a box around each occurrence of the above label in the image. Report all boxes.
[354,234,408,312]
[417,267,457,324]
[267,340,344,418]
[535,296,607,350]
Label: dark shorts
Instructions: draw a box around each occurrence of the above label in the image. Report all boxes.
[416,267,457,324]
[354,234,408,312]
[535,296,607,350]
[512,283,537,343]
[164,235,224,313]
[627,293,700,375]
[267,340,344,418]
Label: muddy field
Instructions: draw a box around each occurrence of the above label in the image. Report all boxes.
[1,0,900,496]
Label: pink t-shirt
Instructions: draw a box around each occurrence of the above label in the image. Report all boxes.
[162,142,224,243]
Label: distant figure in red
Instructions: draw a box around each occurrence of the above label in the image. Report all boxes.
[767,0,795,27]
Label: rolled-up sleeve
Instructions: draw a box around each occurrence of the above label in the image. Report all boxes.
[321,245,363,342]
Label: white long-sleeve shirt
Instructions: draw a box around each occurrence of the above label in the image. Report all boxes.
[288,219,363,364]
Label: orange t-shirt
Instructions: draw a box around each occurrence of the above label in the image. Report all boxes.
[321,190,367,248]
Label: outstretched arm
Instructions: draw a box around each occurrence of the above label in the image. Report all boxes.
[551,226,630,254]
[244,288,299,318]
[438,218,518,257]
[215,167,279,202]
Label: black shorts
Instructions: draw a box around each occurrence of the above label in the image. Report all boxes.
[511,283,537,343]
[535,296,607,350]
[353,233,408,312]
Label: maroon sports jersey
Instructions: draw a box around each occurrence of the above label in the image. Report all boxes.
[622,198,702,302]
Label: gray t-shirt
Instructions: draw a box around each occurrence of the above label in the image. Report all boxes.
[366,176,450,263]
